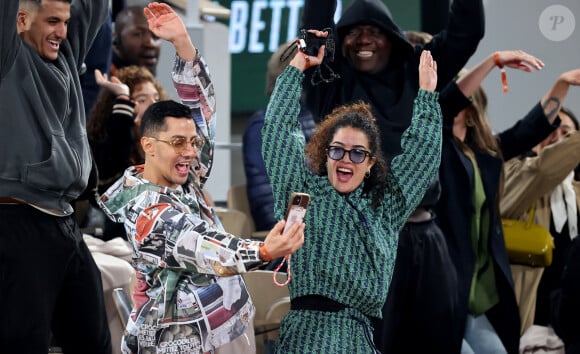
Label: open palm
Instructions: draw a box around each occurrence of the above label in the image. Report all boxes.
[144,2,187,43]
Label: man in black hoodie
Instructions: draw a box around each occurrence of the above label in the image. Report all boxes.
[302,0,484,158]
[301,0,485,353]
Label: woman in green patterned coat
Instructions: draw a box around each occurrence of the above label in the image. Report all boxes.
[261,33,443,353]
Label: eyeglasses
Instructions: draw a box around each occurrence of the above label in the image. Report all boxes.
[327,146,371,164]
[148,136,205,153]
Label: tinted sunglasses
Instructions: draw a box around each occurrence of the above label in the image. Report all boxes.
[148,136,205,153]
[327,146,371,164]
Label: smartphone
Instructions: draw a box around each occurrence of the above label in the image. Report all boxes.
[283,192,311,233]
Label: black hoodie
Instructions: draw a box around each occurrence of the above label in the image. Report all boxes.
[302,0,484,160]
[336,0,414,61]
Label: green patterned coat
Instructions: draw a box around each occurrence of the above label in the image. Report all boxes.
[262,66,442,353]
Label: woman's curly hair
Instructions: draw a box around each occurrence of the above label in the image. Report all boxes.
[305,101,388,209]
[87,65,168,143]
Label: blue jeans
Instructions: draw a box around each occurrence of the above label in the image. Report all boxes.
[461,314,507,354]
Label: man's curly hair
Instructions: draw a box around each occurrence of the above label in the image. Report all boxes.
[305,101,388,209]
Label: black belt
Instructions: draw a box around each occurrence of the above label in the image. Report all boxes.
[291,295,346,312]
[291,295,382,353]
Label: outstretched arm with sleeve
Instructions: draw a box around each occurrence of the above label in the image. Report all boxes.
[382,50,442,228]
[261,66,309,220]
[128,188,266,274]
[0,1,20,79]
[425,0,485,89]
[497,68,580,160]
[146,2,216,185]
[67,0,109,67]
[501,132,580,218]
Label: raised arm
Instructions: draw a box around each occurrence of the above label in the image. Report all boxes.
[261,35,326,219]
[146,2,216,185]
[539,68,580,123]
[144,2,196,61]
[384,50,442,226]
[425,0,485,88]
[90,69,136,182]
[438,50,544,125]
[497,68,580,159]
[302,0,336,31]
[501,132,580,218]
[0,1,20,80]
[456,50,544,100]
[68,0,109,67]
[439,50,557,159]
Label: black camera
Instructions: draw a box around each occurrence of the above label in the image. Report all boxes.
[298,30,330,57]
[279,28,339,85]
[298,28,336,60]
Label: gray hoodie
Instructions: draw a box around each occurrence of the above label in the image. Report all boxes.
[0,0,108,214]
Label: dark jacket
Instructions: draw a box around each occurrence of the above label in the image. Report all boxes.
[552,236,580,354]
[81,14,113,116]
[435,84,559,353]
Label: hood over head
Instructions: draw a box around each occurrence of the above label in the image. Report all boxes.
[337,0,414,60]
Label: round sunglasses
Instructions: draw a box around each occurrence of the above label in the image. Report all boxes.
[327,146,371,164]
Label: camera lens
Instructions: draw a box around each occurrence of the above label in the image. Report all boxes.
[294,196,301,204]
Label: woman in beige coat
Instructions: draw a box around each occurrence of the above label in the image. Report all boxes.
[501,86,580,339]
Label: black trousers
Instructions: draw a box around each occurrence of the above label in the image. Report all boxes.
[373,218,461,354]
[0,205,112,353]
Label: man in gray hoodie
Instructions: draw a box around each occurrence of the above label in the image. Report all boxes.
[0,0,111,352]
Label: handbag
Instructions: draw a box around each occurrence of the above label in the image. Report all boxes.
[502,204,554,267]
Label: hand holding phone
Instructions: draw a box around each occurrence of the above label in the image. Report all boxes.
[268,192,310,287]
[283,193,311,234]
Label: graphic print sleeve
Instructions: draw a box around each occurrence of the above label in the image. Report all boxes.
[128,189,265,275]
[172,51,216,186]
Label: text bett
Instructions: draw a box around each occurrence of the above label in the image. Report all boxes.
[228,0,342,54]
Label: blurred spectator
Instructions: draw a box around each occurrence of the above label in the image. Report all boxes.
[436,50,551,353]
[552,236,580,353]
[80,14,113,116]
[85,65,168,239]
[243,41,315,232]
[112,5,161,75]
[502,102,580,328]
[80,0,126,116]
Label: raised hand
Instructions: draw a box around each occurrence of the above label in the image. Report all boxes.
[419,50,437,92]
[94,69,129,97]
[290,30,328,72]
[558,68,580,86]
[540,67,580,122]
[144,2,187,44]
[494,50,544,72]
